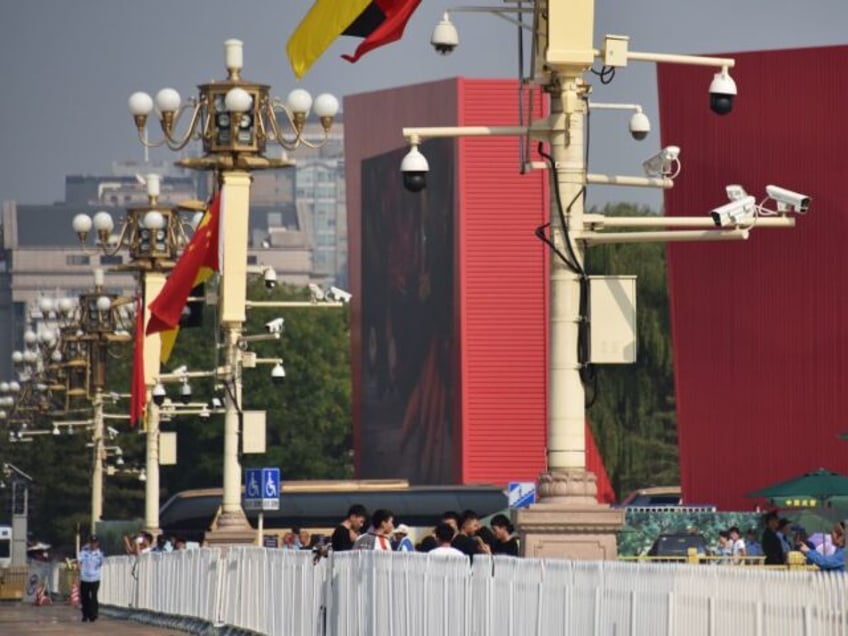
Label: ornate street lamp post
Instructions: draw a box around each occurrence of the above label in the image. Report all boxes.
[128,39,339,542]
[72,175,195,536]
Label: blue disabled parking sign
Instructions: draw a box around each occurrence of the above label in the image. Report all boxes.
[245,467,280,511]
[507,481,536,509]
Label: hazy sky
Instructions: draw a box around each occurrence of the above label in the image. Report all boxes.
[1,1,846,209]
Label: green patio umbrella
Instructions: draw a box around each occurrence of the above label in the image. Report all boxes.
[746,468,848,504]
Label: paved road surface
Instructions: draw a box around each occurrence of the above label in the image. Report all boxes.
[0,602,187,635]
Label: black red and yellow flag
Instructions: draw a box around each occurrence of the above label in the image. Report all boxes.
[287,0,422,79]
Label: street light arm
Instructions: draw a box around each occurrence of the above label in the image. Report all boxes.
[576,228,750,245]
[265,98,333,150]
[2,462,34,482]
[624,49,735,69]
[448,5,535,31]
[583,215,796,229]
[134,100,204,152]
[245,300,345,309]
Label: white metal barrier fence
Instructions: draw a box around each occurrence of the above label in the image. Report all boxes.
[100,548,847,635]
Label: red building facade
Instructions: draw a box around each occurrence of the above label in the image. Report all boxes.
[658,46,848,510]
[345,78,614,502]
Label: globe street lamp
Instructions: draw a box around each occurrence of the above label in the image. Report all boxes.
[72,175,197,536]
[128,39,339,543]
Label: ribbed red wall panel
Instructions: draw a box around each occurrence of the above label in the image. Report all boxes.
[658,46,848,510]
[455,79,549,483]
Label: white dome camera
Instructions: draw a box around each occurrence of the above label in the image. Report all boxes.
[401,145,429,193]
[179,381,192,405]
[271,362,286,385]
[628,111,651,141]
[152,383,167,407]
[709,69,737,116]
[431,13,458,55]
[263,267,278,289]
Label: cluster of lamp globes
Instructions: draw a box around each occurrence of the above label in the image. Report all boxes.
[0,383,20,421]
[127,87,340,128]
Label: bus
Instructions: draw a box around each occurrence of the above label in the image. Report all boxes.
[0,526,11,568]
[158,480,510,545]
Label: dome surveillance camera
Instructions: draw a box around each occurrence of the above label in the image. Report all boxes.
[179,382,192,405]
[401,145,429,193]
[263,267,278,289]
[628,111,650,141]
[271,362,286,385]
[152,383,166,407]
[709,69,737,116]
[431,13,458,55]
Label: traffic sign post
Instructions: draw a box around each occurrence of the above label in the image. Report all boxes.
[244,468,280,546]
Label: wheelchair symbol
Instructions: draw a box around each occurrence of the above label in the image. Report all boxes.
[247,473,261,498]
[264,473,278,498]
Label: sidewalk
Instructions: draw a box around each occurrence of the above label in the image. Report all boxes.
[0,602,187,635]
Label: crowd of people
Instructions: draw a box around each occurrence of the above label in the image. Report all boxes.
[277,505,521,560]
[709,513,845,571]
[760,511,845,571]
[122,531,188,555]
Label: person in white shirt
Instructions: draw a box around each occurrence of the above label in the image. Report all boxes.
[428,523,466,557]
[729,526,747,562]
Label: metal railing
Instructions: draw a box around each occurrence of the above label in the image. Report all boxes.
[100,548,847,636]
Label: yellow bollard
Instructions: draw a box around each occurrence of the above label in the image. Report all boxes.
[786,550,807,570]
[687,547,701,565]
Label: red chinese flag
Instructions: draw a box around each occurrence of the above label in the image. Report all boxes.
[129,296,146,428]
[146,191,221,353]
[341,0,422,64]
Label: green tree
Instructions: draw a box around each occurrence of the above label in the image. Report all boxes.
[0,281,352,551]
[161,280,353,495]
[584,203,678,498]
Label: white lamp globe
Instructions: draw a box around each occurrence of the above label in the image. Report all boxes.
[143,210,166,230]
[39,298,55,314]
[313,93,340,118]
[225,87,252,113]
[286,89,313,114]
[23,331,37,345]
[51,350,62,363]
[8,382,20,393]
[11,351,23,364]
[23,351,37,363]
[96,296,112,312]
[58,298,75,314]
[0,383,9,393]
[155,88,181,113]
[128,91,154,116]
[93,211,114,232]
[72,214,93,233]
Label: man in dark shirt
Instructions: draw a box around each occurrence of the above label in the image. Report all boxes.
[761,511,784,565]
[490,514,519,556]
[331,504,368,551]
[451,510,491,559]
